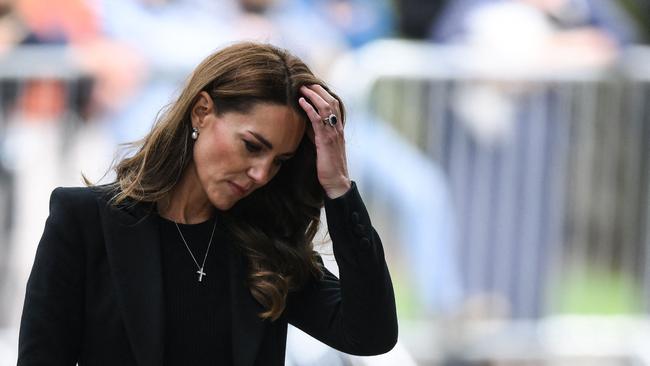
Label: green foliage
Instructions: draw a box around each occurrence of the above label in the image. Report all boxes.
[552,266,642,315]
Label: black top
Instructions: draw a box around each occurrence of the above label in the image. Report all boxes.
[158,215,232,365]
[18,182,398,366]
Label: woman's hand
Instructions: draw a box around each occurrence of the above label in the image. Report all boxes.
[298,84,351,199]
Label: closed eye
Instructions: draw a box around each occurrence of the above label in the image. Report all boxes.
[244,138,293,167]
[244,140,263,153]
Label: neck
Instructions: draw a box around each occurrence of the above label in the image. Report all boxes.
[157,163,214,224]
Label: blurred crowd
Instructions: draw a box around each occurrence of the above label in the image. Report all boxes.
[1,0,650,364]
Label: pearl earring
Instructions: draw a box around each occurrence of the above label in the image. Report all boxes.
[191,127,199,140]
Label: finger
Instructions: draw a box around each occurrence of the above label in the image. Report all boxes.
[309,84,337,105]
[298,98,317,144]
[298,97,326,132]
[300,85,332,117]
[309,84,344,131]
[299,97,341,142]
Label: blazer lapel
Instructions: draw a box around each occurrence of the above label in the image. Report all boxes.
[228,243,267,366]
[96,193,269,366]
[97,197,164,366]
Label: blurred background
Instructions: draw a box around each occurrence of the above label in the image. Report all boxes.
[1,0,650,364]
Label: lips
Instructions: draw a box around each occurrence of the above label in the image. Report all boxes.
[228,181,248,196]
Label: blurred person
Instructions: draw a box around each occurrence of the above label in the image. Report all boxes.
[0,0,25,54]
[429,0,638,149]
[0,0,143,332]
[14,0,144,113]
[227,0,348,73]
[95,0,234,144]
[97,0,347,143]
[302,0,395,47]
[394,0,449,39]
[428,0,639,318]
[432,0,638,72]
[1,0,96,127]
[17,42,398,365]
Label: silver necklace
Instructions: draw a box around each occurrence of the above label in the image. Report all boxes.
[174,218,217,282]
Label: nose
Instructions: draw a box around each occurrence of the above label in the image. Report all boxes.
[247,159,274,186]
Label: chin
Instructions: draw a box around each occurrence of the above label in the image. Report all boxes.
[206,186,239,211]
[212,198,237,211]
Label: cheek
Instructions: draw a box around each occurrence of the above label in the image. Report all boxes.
[192,140,219,185]
[193,136,241,182]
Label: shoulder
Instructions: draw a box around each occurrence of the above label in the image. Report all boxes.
[39,186,114,245]
[49,185,112,210]
[46,185,121,227]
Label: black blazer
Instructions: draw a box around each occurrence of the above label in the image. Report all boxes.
[17,182,398,366]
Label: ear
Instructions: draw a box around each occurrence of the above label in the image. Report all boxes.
[191,91,216,128]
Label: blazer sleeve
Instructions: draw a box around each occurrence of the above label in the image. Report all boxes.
[284,181,398,356]
[18,188,84,365]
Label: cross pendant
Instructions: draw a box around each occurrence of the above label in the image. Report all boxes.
[196,268,207,282]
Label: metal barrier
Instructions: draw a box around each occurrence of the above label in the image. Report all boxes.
[330,40,650,364]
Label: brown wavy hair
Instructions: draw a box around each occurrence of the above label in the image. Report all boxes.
[107,42,345,320]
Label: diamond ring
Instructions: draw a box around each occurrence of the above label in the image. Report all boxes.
[323,114,338,127]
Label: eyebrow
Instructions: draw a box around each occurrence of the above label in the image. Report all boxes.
[248,130,295,157]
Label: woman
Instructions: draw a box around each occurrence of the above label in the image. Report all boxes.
[18,42,397,365]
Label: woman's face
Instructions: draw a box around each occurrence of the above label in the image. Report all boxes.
[190,92,306,210]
